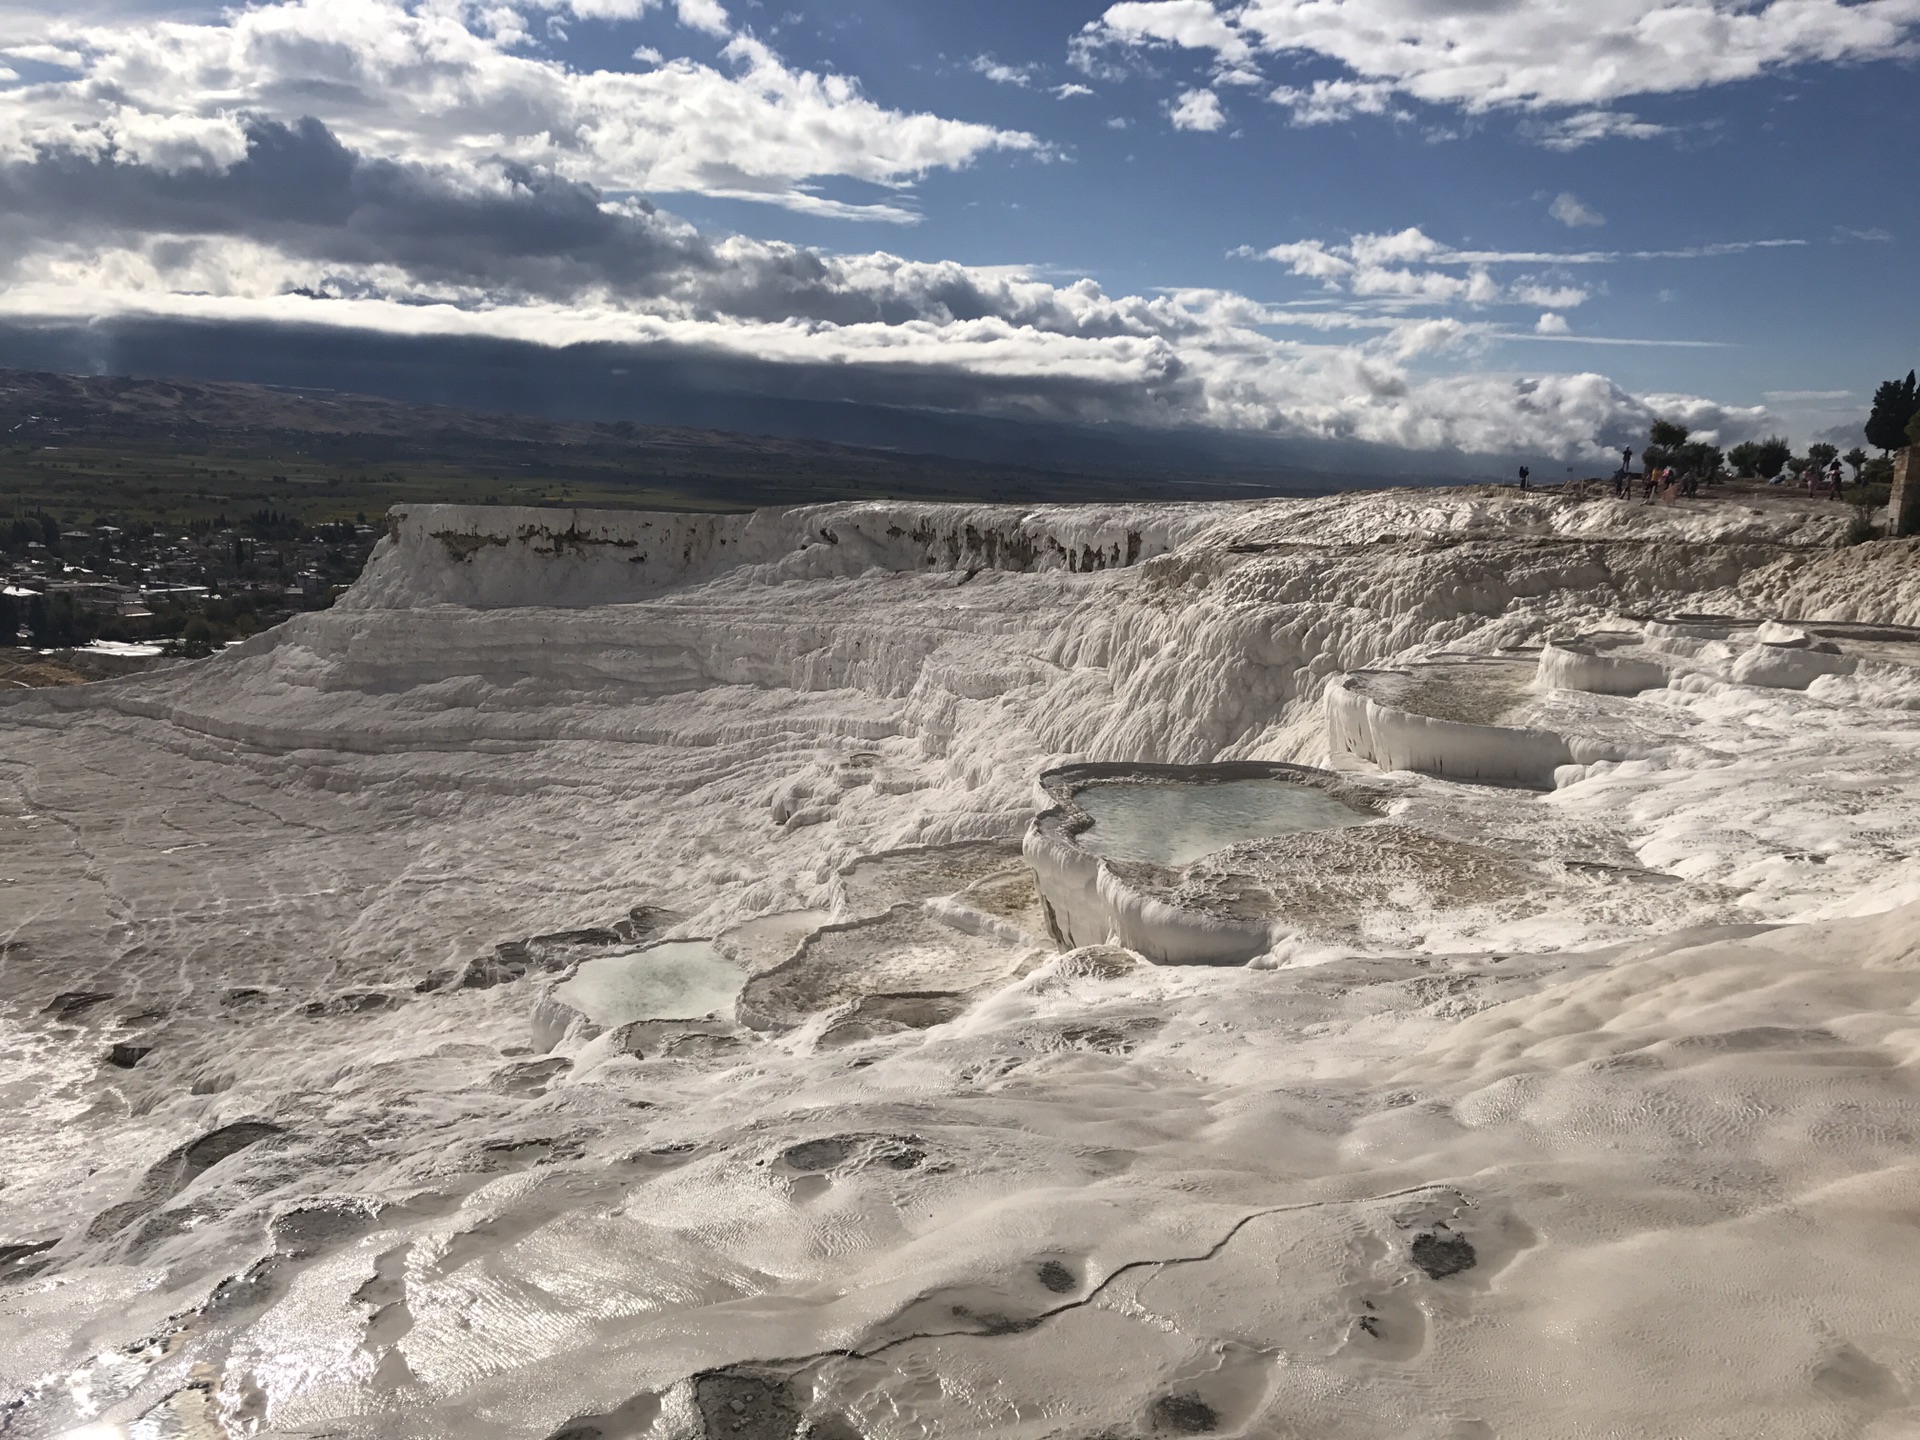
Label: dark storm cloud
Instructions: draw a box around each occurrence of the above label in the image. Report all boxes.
[0,122,1757,459]
[0,117,1188,340]
[1,117,725,302]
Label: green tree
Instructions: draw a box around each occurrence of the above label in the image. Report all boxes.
[24,594,51,646]
[1866,370,1919,452]
[1679,441,1724,477]
[25,592,93,648]
[177,616,216,659]
[1845,446,1869,478]
[1644,419,1690,473]
[1753,436,1793,479]
[1808,442,1839,468]
[1727,441,1762,477]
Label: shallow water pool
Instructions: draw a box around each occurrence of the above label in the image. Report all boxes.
[553,941,744,1026]
[1073,779,1370,867]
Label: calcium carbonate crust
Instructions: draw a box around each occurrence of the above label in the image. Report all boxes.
[5,485,1920,1440]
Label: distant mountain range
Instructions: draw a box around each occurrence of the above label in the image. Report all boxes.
[0,318,1481,503]
[0,365,1371,511]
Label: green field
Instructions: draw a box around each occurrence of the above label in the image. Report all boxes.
[3,437,743,531]
[0,369,1325,530]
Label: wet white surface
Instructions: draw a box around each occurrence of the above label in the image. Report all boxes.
[554,943,743,1027]
[2,492,1919,1440]
[1071,778,1371,866]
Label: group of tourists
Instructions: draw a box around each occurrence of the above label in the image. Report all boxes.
[1571,445,1857,504]
[1597,448,1699,504]
[1608,465,1699,504]
[1779,457,1849,499]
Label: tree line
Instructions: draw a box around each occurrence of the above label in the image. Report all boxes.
[1642,366,1917,488]
[1643,423,1867,484]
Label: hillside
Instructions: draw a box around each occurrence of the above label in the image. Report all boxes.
[0,369,1337,526]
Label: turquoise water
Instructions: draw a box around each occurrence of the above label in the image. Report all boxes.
[553,941,743,1026]
[1073,779,1369,867]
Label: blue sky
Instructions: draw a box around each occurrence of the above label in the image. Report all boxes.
[0,0,1914,465]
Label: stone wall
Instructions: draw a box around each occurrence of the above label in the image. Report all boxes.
[1891,446,1920,538]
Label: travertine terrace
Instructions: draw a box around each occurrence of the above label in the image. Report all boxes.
[6,490,1920,1439]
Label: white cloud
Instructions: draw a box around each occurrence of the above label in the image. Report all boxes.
[1534,110,1671,150]
[1076,0,1920,136]
[0,43,84,69]
[1251,227,1805,276]
[533,0,728,32]
[1347,227,1444,266]
[1054,82,1095,99]
[1268,78,1395,125]
[1169,87,1225,131]
[1548,192,1605,228]
[1076,0,1253,66]
[0,218,1770,461]
[1433,239,1805,264]
[0,0,1038,217]
[1249,227,1596,311]
[1386,316,1479,358]
[972,54,1039,87]
[549,0,646,16]
[1213,64,1266,87]
[0,3,1791,465]
[1514,284,1591,309]
[1349,265,1474,303]
[1517,335,1729,348]
[674,0,731,36]
[1242,222,1812,345]
[1250,239,1352,282]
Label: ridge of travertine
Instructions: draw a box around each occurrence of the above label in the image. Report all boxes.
[4,487,1920,1440]
[342,490,1855,611]
[342,501,1231,609]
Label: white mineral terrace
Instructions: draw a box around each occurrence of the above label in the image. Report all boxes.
[5,491,1920,1439]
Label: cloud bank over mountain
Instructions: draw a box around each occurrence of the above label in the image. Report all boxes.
[0,0,1884,466]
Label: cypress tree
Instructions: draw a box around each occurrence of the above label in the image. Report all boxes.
[1865,370,1918,452]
